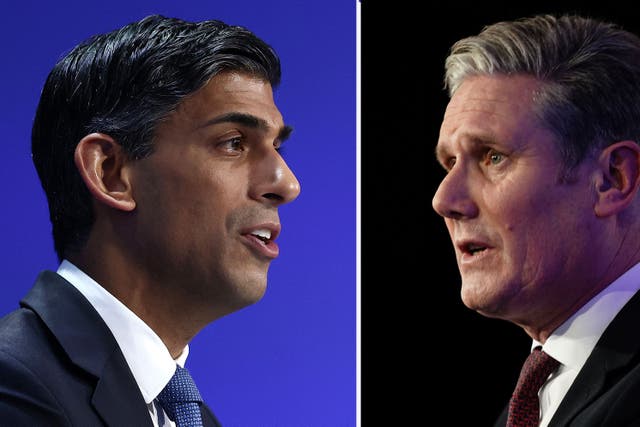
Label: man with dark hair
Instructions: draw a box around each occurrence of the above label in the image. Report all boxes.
[0,14,300,426]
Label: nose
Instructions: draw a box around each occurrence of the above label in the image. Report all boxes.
[432,164,478,220]
[251,148,301,206]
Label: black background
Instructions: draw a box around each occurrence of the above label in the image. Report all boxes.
[361,2,640,425]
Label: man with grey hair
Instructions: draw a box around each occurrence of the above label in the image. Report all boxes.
[432,14,640,426]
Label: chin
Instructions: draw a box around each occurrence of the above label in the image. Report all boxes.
[233,276,268,306]
[460,282,505,318]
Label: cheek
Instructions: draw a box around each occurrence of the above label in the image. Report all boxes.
[481,171,565,231]
[480,181,552,265]
[495,186,588,281]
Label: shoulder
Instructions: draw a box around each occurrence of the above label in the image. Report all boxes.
[0,306,55,356]
[0,307,72,424]
[0,305,64,364]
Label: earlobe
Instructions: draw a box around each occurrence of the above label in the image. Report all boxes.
[594,141,640,217]
[74,133,136,212]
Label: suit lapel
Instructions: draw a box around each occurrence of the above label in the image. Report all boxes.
[549,289,640,426]
[493,403,508,427]
[201,402,223,427]
[21,271,152,426]
[92,348,153,426]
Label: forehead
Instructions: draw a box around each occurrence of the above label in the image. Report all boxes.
[171,71,284,130]
[438,74,544,149]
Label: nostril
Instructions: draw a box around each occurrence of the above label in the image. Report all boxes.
[262,193,283,201]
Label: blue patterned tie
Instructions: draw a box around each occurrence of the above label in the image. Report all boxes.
[156,365,204,427]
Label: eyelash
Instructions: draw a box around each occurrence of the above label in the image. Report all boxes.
[218,137,286,154]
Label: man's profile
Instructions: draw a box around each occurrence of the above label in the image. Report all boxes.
[432,12,640,427]
[0,14,300,426]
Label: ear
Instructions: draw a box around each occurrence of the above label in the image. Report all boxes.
[594,140,640,217]
[74,133,136,212]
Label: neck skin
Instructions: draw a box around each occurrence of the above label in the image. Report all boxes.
[67,220,214,359]
[518,228,640,344]
[518,284,608,344]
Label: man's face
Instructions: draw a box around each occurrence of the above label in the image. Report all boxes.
[432,74,599,328]
[128,72,300,318]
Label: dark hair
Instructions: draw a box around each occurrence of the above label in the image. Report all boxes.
[31,14,281,262]
[444,14,640,172]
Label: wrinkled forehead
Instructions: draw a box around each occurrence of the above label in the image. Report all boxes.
[439,75,544,143]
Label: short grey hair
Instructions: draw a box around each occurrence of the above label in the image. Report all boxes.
[444,14,640,169]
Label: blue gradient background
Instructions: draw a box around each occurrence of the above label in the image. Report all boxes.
[0,1,357,426]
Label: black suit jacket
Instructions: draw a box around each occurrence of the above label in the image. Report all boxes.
[0,270,221,427]
[494,289,640,426]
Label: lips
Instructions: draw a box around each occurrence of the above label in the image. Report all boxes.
[460,241,488,255]
[455,238,493,264]
[241,223,281,259]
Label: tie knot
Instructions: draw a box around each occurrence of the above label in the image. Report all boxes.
[515,347,560,398]
[156,365,203,426]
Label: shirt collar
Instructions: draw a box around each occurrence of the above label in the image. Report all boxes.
[57,259,187,403]
[537,262,640,371]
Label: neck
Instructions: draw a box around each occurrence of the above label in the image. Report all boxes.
[67,245,208,359]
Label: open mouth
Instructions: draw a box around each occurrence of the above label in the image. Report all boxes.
[244,228,280,259]
[466,243,487,255]
[250,229,272,244]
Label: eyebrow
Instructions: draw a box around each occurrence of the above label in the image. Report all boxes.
[435,132,499,158]
[199,112,293,141]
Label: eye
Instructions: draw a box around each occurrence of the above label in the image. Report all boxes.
[486,149,505,165]
[218,137,244,153]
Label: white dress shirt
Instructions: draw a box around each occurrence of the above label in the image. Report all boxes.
[57,259,187,427]
[534,261,640,427]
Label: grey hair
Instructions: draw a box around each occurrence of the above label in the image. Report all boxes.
[444,14,640,169]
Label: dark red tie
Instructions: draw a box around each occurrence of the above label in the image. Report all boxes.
[506,346,560,427]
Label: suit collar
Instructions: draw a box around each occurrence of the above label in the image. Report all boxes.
[544,262,640,372]
[21,270,152,426]
[22,271,114,376]
[57,259,181,403]
[549,288,640,426]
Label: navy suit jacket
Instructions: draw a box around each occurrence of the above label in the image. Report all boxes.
[493,289,640,426]
[0,270,221,426]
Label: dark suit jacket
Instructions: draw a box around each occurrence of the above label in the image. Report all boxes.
[494,289,640,426]
[0,270,221,427]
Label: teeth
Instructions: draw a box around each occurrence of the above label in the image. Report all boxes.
[467,244,485,254]
[251,229,272,240]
